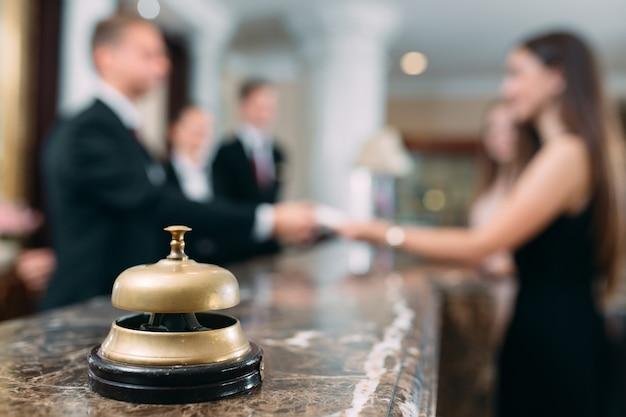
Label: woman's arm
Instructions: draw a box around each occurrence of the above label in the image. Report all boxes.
[340,138,591,265]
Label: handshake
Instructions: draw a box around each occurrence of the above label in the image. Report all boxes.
[270,202,348,245]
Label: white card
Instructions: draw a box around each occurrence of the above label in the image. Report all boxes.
[315,205,349,229]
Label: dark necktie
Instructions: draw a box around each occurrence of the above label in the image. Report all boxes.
[251,153,272,190]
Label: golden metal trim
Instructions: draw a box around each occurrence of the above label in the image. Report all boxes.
[100,313,251,366]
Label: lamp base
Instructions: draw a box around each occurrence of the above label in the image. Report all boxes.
[88,342,263,404]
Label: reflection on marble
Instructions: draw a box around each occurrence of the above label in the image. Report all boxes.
[0,242,455,417]
[435,273,516,417]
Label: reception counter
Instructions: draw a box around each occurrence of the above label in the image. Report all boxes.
[0,242,498,417]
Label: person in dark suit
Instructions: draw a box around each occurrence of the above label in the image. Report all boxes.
[42,15,315,310]
[164,105,260,264]
[212,79,286,256]
[212,79,284,205]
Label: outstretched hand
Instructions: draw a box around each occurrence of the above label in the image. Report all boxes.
[273,201,317,244]
[336,220,390,244]
[272,200,394,246]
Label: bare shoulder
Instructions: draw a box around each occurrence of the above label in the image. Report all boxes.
[541,134,589,166]
[518,134,591,195]
[526,135,590,182]
[535,135,591,211]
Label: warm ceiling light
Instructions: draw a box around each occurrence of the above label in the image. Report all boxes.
[401,51,428,76]
[137,0,160,20]
[423,189,446,212]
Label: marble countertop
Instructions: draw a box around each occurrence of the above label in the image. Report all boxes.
[0,242,474,417]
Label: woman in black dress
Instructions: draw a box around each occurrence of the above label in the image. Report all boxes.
[338,31,625,417]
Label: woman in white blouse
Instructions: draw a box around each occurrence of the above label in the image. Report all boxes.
[469,102,519,277]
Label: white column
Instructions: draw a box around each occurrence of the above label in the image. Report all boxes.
[287,0,400,215]
[163,0,235,120]
[57,0,117,115]
[189,25,233,117]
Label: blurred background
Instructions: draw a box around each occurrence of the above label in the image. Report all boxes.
[1,2,626,415]
[0,0,626,315]
[2,0,626,223]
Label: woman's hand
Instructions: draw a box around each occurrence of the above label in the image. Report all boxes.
[337,220,390,244]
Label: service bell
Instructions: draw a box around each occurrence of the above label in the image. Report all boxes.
[88,226,263,404]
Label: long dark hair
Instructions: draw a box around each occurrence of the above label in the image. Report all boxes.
[519,31,626,295]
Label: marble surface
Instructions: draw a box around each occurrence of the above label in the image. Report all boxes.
[0,242,473,417]
[436,277,514,417]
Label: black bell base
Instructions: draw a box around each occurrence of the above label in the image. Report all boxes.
[88,342,263,404]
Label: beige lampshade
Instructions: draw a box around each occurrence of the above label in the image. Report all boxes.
[356,127,414,177]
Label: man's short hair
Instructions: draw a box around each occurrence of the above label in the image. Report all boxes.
[238,78,273,102]
[171,104,202,124]
[91,14,152,52]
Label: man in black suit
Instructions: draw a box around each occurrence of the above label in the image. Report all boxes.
[165,105,284,264]
[212,79,284,205]
[212,80,287,256]
[42,15,314,309]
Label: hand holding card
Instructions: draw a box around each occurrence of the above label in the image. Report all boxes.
[314,205,350,229]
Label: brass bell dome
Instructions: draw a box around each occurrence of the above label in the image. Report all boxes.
[111,226,239,313]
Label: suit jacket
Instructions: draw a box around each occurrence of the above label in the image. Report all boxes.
[164,161,272,264]
[212,135,285,256]
[42,100,256,309]
[212,135,284,205]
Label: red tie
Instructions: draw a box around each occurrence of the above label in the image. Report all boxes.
[251,153,272,189]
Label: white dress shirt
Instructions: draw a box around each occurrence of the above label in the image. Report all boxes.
[237,124,276,239]
[170,152,212,203]
[96,81,166,186]
[96,81,141,130]
[238,124,276,184]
